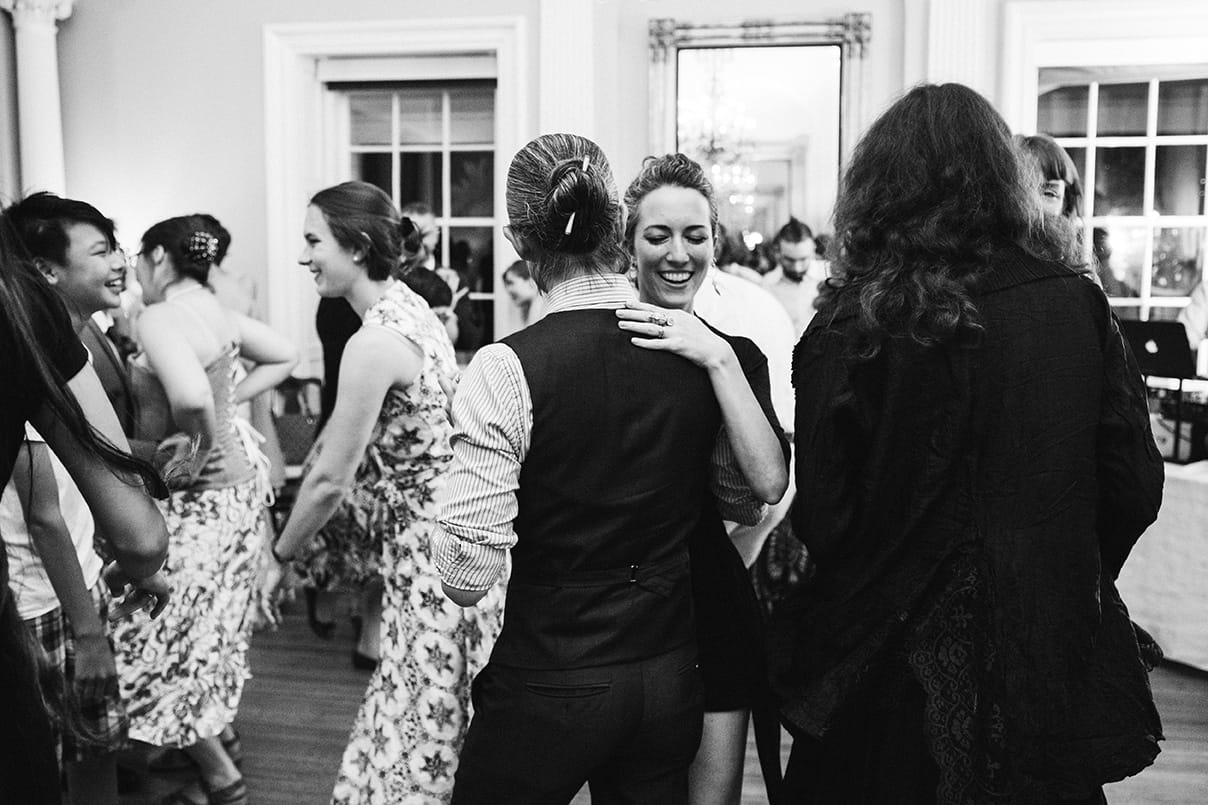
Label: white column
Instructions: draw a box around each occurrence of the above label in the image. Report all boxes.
[0,0,72,195]
[538,0,594,136]
[924,0,999,104]
[0,11,20,198]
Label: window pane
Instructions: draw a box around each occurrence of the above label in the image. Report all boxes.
[450,152,494,217]
[1155,146,1207,216]
[355,153,392,197]
[451,88,495,145]
[448,226,494,292]
[1157,78,1208,135]
[399,152,442,211]
[1064,147,1088,217]
[397,91,442,146]
[1094,148,1146,215]
[1152,227,1203,296]
[1148,305,1183,322]
[1097,83,1149,136]
[350,93,392,146]
[1037,85,1088,137]
[1094,225,1146,298]
[1111,305,1143,321]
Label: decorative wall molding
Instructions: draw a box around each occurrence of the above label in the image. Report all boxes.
[1001,0,1208,133]
[647,14,871,162]
[0,0,71,193]
[539,0,593,135]
[924,0,997,102]
[0,0,72,28]
[0,13,20,198]
[262,17,529,371]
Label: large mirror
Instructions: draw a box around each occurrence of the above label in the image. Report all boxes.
[649,15,870,246]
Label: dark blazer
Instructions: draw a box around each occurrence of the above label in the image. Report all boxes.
[79,317,136,436]
[773,247,1164,793]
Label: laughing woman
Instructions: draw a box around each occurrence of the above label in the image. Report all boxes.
[264,181,502,803]
[115,216,296,805]
[617,154,789,805]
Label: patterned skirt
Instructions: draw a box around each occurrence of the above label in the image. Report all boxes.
[113,479,265,747]
[331,513,505,804]
[293,444,384,592]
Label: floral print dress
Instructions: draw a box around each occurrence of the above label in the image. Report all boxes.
[114,345,265,747]
[329,282,505,804]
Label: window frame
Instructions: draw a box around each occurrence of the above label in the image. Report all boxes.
[1040,73,1208,318]
[262,18,528,376]
[338,81,498,289]
[1002,0,1208,320]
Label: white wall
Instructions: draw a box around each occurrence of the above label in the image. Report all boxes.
[54,0,904,338]
[56,0,540,314]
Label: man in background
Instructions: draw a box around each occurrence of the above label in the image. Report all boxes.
[763,217,827,337]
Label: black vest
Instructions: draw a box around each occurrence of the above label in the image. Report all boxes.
[491,309,721,669]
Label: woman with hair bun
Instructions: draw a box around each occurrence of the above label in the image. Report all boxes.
[115,215,297,805]
[436,134,769,803]
[264,181,497,803]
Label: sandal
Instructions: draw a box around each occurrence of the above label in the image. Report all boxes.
[161,781,207,805]
[203,776,248,805]
[147,730,242,774]
[220,729,244,768]
[146,747,195,774]
[305,587,336,639]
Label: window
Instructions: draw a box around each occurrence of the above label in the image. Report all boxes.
[343,81,498,353]
[1038,66,1208,320]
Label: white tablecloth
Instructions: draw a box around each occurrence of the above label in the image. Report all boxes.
[1116,460,1208,671]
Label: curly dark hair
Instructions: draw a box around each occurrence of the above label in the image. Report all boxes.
[820,83,1078,358]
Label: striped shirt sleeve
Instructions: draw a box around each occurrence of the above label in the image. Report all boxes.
[434,344,531,592]
[709,427,768,526]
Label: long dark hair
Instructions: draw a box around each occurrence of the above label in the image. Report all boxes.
[0,216,166,497]
[821,83,1078,359]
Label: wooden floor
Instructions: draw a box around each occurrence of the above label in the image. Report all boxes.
[118,604,1208,804]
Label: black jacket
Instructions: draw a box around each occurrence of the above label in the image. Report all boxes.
[772,248,1163,795]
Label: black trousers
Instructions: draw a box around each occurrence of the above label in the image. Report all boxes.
[452,644,703,805]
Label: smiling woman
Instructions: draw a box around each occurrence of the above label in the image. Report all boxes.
[265,180,488,802]
[619,153,789,805]
[115,214,297,805]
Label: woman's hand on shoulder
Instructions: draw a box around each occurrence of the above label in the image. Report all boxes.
[616,301,734,371]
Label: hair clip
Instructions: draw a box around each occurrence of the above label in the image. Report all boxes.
[186,231,219,265]
[581,156,590,172]
[564,211,577,236]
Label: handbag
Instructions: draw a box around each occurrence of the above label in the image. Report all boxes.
[273,377,322,467]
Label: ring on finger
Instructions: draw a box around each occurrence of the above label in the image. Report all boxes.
[657,326,665,338]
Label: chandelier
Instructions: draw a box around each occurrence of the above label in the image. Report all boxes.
[678,50,759,216]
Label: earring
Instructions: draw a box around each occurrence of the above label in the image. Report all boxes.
[353,255,363,264]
